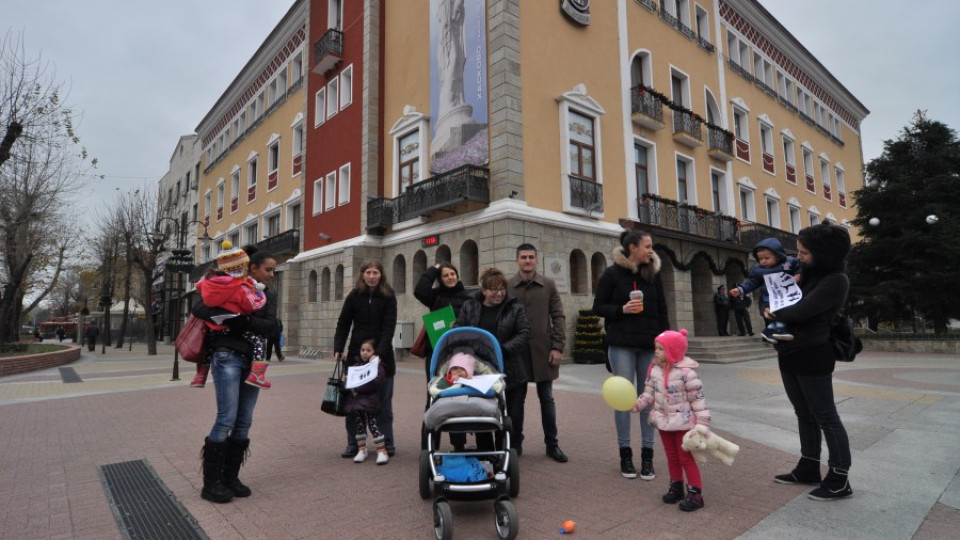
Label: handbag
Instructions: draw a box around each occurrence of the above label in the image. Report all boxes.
[830,313,862,362]
[410,326,430,358]
[175,315,207,363]
[321,360,347,416]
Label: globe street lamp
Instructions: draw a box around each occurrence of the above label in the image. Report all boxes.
[155,217,210,381]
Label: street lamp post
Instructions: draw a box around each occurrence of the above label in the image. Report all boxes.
[155,217,209,381]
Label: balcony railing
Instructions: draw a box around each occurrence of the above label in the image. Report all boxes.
[754,79,777,98]
[658,6,679,28]
[728,59,754,83]
[738,221,797,254]
[637,197,739,242]
[635,0,657,13]
[707,126,733,160]
[312,28,344,75]
[366,165,490,230]
[255,228,300,257]
[672,109,702,146]
[568,176,603,212]
[696,35,715,53]
[630,85,664,129]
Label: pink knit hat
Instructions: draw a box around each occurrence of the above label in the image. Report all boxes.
[655,329,689,364]
[447,352,476,378]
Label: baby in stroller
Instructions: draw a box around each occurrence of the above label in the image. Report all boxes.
[424,348,505,451]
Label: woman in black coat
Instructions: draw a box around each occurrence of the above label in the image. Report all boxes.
[456,267,530,453]
[414,262,473,377]
[334,259,398,458]
[765,224,854,500]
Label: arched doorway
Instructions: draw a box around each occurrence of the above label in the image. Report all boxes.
[689,254,715,336]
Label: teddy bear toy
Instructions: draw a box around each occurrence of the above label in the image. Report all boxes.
[681,424,740,466]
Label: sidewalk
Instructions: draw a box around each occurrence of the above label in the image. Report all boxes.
[0,344,957,539]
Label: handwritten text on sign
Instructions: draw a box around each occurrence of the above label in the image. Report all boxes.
[345,359,379,390]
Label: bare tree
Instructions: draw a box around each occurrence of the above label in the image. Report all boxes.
[0,31,95,343]
[124,189,170,356]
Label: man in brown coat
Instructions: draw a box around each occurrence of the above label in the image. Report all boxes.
[508,243,568,462]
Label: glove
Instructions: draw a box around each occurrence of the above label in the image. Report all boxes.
[223,314,250,331]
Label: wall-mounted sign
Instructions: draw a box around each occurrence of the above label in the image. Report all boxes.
[560,0,591,26]
[422,234,441,248]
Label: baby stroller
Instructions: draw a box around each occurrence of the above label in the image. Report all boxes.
[419,327,519,540]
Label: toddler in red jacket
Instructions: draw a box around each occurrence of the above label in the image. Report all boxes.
[191,241,270,389]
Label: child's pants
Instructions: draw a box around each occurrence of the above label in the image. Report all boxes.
[354,411,383,440]
[659,429,702,489]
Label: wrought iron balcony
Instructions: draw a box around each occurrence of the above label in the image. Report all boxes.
[738,221,797,254]
[637,196,739,242]
[696,35,715,53]
[630,85,665,130]
[365,165,490,230]
[635,0,657,13]
[255,228,300,257]
[312,28,344,75]
[707,126,733,161]
[754,79,777,98]
[728,59,754,83]
[672,109,703,148]
[568,175,603,213]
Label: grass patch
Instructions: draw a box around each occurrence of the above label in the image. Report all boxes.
[0,343,71,358]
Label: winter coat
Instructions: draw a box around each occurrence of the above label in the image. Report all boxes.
[456,291,530,388]
[413,266,473,358]
[592,247,670,350]
[635,357,710,432]
[428,358,505,397]
[195,275,267,330]
[343,357,386,415]
[713,292,730,312]
[334,287,398,376]
[508,271,566,382]
[191,286,278,361]
[772,269,849,375]
[735,237,800,305]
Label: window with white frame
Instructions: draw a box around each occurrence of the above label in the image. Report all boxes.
[340,65,353,110]
[202,244,211,263]
[398,129,420,192]
[268,141,279,175]
[204,192,211,220]
[710,169,723,212]
[266,213,281,237]
[292,122,304,163]
[782,135,796,182]
[314,88,326,127]
[634,142,651,196]
[248,157,258,202]
[217,183,225,218]
[267,78,278,108]
[559,87,605,213]
[788,204,801,233]
[328,0,343,29]
[292,50,303,84]
[835,166,847,205]
[229,231,240,247]
[676,156,693,204]
[278,68,287,96]
[326,78,339,120]
[232,119,240,142]
[255,92,265,119]
[230,169,240,211]
[245,222,259,245]
[797,89,808,115]
[324,172,336,211]
[338,163,350,205]
[695,5,709,40]
[568,110,596,181]
[312,178,323,214]
[765,196,780,228]
[288,202,301,230]
[809,210,820,226]
[739,186,756,221]
[733,106,750,161]
[833,118,842,139]
[238,111,245,134]
[802,147,815,191]
[820,158,831,198]
[676,0,691,29]
[671,70,689,107]
[759,121,774,174]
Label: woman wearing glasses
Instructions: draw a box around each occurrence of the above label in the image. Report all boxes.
[456,267,530,451]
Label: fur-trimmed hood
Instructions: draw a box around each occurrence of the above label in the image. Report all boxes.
[612,246,662,283]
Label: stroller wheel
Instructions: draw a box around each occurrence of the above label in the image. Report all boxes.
[494,499,519,540]
[507,449,520,498]
[434,501,454,540]
[419,450,432,500]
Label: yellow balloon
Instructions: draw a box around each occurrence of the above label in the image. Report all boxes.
[601,376,638,411]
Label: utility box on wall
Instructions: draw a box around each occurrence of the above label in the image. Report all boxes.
[393,321,414,349]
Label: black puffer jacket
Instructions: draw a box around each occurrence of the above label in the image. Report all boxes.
[414,266,472,314]
[456,291,530,387]
[334,287,398,376]
[592,247,670,350]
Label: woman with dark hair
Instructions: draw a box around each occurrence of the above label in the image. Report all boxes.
[334,259,398,458]
[456,267,530,452]
[191,245,279,504]
[766,224,854,500]
[593,229,670,480]
[414,262,472,377]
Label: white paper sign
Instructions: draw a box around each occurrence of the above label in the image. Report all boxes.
[764,272,802,312]
[455,373,505,394]
[345,359,379,389]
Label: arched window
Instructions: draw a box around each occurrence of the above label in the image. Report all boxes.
[591,252,607,294]
[436,244,452,264]
[460,240,479,286]
[335,264,344,300]
[413,250,427,281]
[393,255,407,294]
[321,267,331,301]
[569,249,587,294]
[308,270,318,302]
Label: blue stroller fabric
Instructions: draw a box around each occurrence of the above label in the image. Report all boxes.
[435,455,490,482]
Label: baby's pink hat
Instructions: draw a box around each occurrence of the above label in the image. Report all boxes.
[448,352,476,378]
[655,328,689,364]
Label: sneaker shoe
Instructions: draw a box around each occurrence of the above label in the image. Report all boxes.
[353,449,367,463]
[760,328,778,344]
[619,448,637,479]
[376,451,389,465]
[772,332,794,341]
[678,487,704,511]
[639,447,656,481]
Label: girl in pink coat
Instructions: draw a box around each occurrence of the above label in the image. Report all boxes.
[632,328,709,511]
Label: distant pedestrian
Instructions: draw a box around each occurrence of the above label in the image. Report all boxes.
[84,323,99,352]
[713,285,731,336]
[34,328,43,342]
[265,318,284,362]
[731,294,753,336]
[56,327,66,342]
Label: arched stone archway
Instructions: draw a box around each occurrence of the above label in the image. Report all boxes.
[436,245,452,265]
[590,252,607,294]
[689,254,715,336]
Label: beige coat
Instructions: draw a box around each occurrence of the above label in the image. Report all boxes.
[508,271,566,382]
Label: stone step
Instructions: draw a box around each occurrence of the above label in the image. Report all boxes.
[687,336,777,364]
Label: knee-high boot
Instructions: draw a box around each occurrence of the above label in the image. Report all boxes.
[222,437,252,497]
[201,438,234,503]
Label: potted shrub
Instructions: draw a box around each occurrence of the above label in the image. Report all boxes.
[572,309,606,364]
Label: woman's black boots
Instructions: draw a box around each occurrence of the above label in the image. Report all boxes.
[201,438,234,503]
[619,447,637,478]
[222,437,252,497]
[774,455,822,485]
[640,447,656,480]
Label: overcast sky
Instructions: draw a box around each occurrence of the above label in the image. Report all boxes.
[8,0,960,227]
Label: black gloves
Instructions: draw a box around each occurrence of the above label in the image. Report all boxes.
[223,314,250,331]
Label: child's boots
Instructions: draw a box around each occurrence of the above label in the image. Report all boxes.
[678,486,704,511]
[245,361,272,389]
[374,436,389,465]
[354,437,368,463]
[191,364,210,388]
[662,480,685,503]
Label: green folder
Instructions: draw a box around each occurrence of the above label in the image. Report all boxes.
[422,305,456,347]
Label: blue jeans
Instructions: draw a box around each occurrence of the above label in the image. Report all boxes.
[780,370,851,470]
[608,346,655,449]
[345,376,395,450]
[208,350,260,442]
